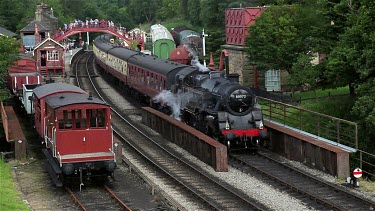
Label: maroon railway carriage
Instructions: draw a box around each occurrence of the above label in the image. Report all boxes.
[33,83,116,186]
[7,54,42,97]
[33,83,86,137]
[93,35,269,151]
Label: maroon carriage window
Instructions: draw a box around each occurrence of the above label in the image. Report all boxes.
[87,108,106,128]
[57,110,87,130]
[72,109,87,129]
[149,72,152,86]
[58,110,72,129]
[155,74,159,90]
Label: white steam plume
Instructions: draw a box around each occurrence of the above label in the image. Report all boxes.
[153,90,194,120]
[191,56,209,73]
[182,44,209,73]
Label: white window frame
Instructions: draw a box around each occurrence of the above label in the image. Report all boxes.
[265,69,281,91]
[47,50,59,61]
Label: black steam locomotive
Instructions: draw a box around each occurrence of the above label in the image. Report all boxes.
[93,35,268,150]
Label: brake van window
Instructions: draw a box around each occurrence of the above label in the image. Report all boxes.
[87,108,106,128]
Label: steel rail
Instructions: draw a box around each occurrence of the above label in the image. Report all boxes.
[83,52,267,210]
[103,185,132,211]
[229,152,375,211]
[66,187,87,211]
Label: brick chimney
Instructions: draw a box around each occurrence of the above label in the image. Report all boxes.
[34,24,40,45]
[35,5,42,22]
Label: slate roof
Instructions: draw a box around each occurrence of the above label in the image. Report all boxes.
[33,83,86,99]
[33,37,65,51]
[44,93,108,109]
[20,20,49,32]
[0,27,16,37]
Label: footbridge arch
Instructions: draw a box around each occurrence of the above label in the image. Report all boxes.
[51,25,144,48]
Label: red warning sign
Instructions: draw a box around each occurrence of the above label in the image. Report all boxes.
[353,168,362,178]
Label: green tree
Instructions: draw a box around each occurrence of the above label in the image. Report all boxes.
[246,6,301,73]
[205,29,226,65]
[61,0,88,20]
[157,0,180,21]
[128,0,161,24]
[200,0,227,28]
[187,0,201,25]
[328,0,375,152]
[351,78,375,152]
[245,1,334,89]
[0,36,21,101]
[0,0,25,32]
[180,0,188,20]
[325,0,375,95]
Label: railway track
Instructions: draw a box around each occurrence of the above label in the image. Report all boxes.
[67,185,131,211]
[229,151,375,210]
[77,51,269,210]
[74,51,375,210]
[113,123,267,210]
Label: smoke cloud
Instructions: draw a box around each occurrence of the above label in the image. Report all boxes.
[153,90,194,120]
[191,56,209,73]
[182,44,209,73]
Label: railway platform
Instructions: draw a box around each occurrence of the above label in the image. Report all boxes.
[63,48,82,82]
[142,107,228,172]
[259,97,357,178]
[0,102,27,160]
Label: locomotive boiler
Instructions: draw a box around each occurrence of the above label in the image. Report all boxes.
[93,35,268,151]
[175,69,268,150]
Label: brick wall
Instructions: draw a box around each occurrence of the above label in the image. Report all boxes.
[221,44,265,89]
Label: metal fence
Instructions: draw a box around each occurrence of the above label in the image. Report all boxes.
[258,96,358,149]
[257,96,375,179]
[251,88,300,105]
[353,150,375,178]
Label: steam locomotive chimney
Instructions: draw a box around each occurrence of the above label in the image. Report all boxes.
[209,52,215,68]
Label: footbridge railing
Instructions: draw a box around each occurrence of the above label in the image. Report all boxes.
[51,25,144,47]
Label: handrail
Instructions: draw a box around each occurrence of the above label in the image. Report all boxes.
[258,96,375,179]
[51,25,144,47]
[57,152,62,167]
[355,150,375,178]
[258,96,358,149]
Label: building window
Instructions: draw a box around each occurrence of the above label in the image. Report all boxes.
[47,50,59,61]
[265,70,281,91]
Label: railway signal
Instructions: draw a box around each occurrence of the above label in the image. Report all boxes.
[347,167,362,187]
[202,28,209,67]
[353,168,362,178]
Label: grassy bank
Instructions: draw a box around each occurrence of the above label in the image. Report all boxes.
[294,87,355,120]
[0,159,28,210]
